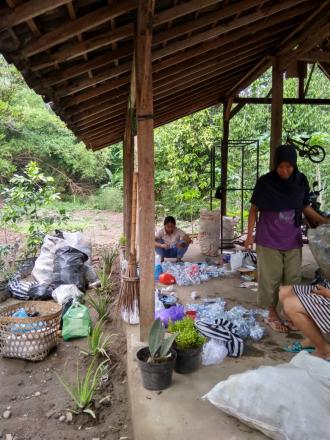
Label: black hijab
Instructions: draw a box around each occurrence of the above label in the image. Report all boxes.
[251,145,310,217]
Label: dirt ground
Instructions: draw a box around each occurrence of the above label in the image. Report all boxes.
[0,211,131,440]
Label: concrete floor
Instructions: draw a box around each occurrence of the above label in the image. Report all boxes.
[126,244,317,440]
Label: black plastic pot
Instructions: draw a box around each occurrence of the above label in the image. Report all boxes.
[174,345,202,374]
[136,346,177,391]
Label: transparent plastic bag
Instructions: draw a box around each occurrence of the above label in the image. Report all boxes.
[202,339,228,366]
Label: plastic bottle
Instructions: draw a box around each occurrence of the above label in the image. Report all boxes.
[154,254,163,281]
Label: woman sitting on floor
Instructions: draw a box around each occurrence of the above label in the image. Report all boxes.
[280,282,330,361]
[155,216,192,263]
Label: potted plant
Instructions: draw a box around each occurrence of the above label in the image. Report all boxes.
[168,317,206,374]
[136,319,178,391]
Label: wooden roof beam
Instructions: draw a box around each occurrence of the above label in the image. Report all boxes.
[54,61,132,98]
[153,0,222,27]
[76,116,125,137]
[65,88,128,114]
[73,106,128,129]
[22,0,136,57]
[300,50,330,63]
[71,100,128,124]
[152,0,314,62]
[62,74,131,107]
[0,0,73,32]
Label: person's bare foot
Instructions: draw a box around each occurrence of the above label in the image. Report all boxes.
[265,308,289,333]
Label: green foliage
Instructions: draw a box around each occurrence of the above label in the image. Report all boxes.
[168,317,206,349]
[119,235,126,246]
[0,242,19,281]
[1,161,68,256]
[148,318,178,363]
[92,187,123,211]
[56,359,109,418]
[81,320,114,358]
[86,291,112,321]
[100,245,119,277]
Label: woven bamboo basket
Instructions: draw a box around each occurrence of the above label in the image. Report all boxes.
[0,301,62,361]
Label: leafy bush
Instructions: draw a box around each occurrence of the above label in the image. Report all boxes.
[168,317,206,350]
[92,188,123,212]
[1,161,68,256]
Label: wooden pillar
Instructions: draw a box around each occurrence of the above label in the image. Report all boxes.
[135,0,155,341]
[270,57,283,170]
[123,111,134,258]
[221,101,230,215]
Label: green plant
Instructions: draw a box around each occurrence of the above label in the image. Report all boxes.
[86,292,111,321]
[81,320,115,358]
[92,187,123,212]
[168,317,206,350]
[56,359,108,418]
[1,162,68,256]
[148,319,178,364]
[0,242,19,282]
[101,245,118,276]
[119,235,126,246]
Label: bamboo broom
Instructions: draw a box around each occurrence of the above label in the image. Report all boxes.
[118,171,139,316]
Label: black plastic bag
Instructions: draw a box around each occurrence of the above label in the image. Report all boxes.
[52,246,88,292]
[28,283,53,300]
[7,275,53,300]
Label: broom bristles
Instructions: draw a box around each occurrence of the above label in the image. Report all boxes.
[118,253,140,314]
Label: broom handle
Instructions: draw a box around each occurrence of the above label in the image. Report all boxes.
[130,172,138,256]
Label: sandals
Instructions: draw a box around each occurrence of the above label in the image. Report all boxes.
[264,318,289,333]
[283,341,315,353]
[282,320,298,331]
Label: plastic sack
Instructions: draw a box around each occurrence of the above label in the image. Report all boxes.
[220,216,239,249]
[32,235,65,284]
[62,232,98,283]
[52,246,88,292]
[62,302,92,341]
[230,251,244,271]
[199,209,220,256]
[308,225,330,278]
[121,299,140,325]
[7,275,53,300]
[202,339,228,366]
[155,304,185,327]
[203,351,330,440]
[52,284,83,306]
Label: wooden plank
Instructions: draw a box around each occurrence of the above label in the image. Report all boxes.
[231,97,330,105]
[153,0,222,26]
[54,61,132,98]
[152,0,313,62]
[270,57,283,170]
[136,0,155,342]
[65,88,128,114]
[75,110,127,132]
[226,57,271,97]
[123,110,134,258]
[221,101,230,216]
[63,74,131,107]
[72,103,127,126]
[0,0,72,32]
[153,0,265,45]
[22,0,136,57]
[300,50,330,63]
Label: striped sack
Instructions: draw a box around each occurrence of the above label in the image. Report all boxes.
[195,319,244,358]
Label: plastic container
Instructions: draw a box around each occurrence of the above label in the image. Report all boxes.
[185,310,197,320]
[136,347,177,390]
[154,254,163,281]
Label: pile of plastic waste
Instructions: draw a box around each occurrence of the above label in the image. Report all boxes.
[161,262,226,286]
[186,301,268,341]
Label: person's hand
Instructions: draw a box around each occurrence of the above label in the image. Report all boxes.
[176,242,186,249]
[162,243,170,249]
[244,235,254,250]
[312,284,330,297]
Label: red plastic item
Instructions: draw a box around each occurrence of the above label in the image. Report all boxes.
[158,272,176,285]
[185,310,197,320]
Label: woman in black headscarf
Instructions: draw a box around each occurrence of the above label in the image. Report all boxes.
[245,145,329,333]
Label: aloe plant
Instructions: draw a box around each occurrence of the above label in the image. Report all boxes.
[148,319,178,364]
[56,359,109,418]
[81,320,116,358]
[86,292,111,321]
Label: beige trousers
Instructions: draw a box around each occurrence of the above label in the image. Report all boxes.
[256,245,302,309]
